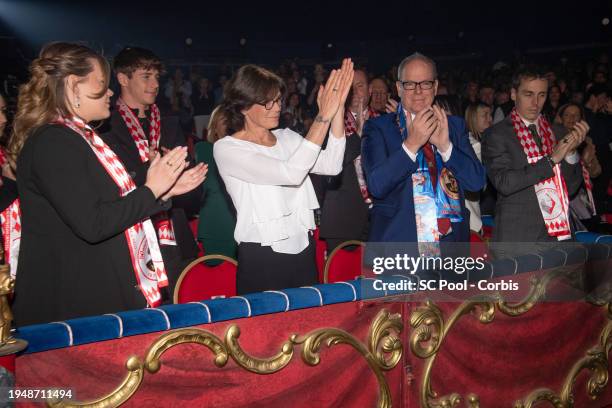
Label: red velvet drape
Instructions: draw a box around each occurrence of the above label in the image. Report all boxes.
[13,298,611,407]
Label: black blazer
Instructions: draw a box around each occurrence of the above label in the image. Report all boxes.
[482,116,583,242]
[0,177,18,212]
[14,124,170,326]
[319,133,369,241]
[100,110,200,261]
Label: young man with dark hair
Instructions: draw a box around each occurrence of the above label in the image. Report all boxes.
[482,66,588,249]
[101,47,205,295]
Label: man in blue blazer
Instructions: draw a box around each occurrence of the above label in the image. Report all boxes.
[362,53,486,245]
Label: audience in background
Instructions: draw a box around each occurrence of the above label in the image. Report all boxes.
[2,39,611,323]
[464,102,492,234]
[557,102,603,232]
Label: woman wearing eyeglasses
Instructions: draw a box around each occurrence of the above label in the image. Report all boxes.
[214,60,353,294]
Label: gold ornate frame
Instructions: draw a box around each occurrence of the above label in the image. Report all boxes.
[48,309,403,408]
[409,265,612,408]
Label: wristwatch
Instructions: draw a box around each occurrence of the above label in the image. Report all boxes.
[545,155,557,168]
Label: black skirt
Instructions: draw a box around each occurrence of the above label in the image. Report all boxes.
[236,233,318,295]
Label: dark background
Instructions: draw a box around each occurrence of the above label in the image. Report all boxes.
[0,0,610,79]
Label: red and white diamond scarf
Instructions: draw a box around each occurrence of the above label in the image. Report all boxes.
[510,108,571,240]
[58,116,168,307]
[345,108,379,206]
[116,98,176,246]
[0,148,20,278]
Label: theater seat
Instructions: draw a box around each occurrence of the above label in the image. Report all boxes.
[470,231,490,259]
[173,255,237,304]
[323,240,364,283]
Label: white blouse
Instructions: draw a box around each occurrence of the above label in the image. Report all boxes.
[214,128,346,254]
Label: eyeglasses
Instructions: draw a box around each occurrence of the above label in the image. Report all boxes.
[398,80,435,91]
[259,96,284,110]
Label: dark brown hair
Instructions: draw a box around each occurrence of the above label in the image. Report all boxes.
[557,102,584,122]
[9,42,110,162]
[113,47,165,77]
[512,65,547,90]
[220,65,285,133]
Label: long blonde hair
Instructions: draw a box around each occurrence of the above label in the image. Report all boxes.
[464,102,490,141]
[8,42,109,164]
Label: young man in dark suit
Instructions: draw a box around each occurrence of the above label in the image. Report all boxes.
[482,66,587,255]
[361,53,486,247]
[101,47,203,294]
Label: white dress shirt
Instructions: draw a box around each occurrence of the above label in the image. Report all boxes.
[214,128,345,254]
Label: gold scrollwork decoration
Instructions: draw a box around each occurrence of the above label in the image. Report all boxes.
[291,309,403,408]
[497,267,573,317]
[48,356,145,408]
[48,309,403,408]
[225,325,294,374]
[411,298,496,408]
[514,321,612,408]
[368,309,404,371]
[144,328,228,373]
[411,269,612,408]
[410,300,444,359]
[410,267,572,408]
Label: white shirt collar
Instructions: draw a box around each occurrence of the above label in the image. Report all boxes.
[518,113,540,128]
[402,108,416,121]
[350,108,371,119]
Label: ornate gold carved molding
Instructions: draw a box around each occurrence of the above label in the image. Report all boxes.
[514,320,611,408]
[48,309,403,408]
[410,262,612,408]
[48,356,144,408]
[410,298,496,408]
[226,325,294,374]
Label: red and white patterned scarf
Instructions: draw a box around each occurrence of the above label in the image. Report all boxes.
[116,98,176,246]
[58,116,168,307]
[0,148,20,278]
[510,108,571,240]
[344,106,378,137]
[345,107,379,206]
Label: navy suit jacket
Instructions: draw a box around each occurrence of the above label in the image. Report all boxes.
[361,113,486,243]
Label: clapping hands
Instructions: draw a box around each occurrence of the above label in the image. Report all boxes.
[551,120,589,164]
[316,58,354,122]
[145,146,208,200]
[403,105,450,154]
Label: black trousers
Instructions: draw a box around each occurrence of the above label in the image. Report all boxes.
[236,234,318,295]
[160,245,194,302]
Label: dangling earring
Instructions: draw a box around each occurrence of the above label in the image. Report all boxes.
[74,96,81,109]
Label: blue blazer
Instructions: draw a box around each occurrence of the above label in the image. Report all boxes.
[361,113,486,243]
